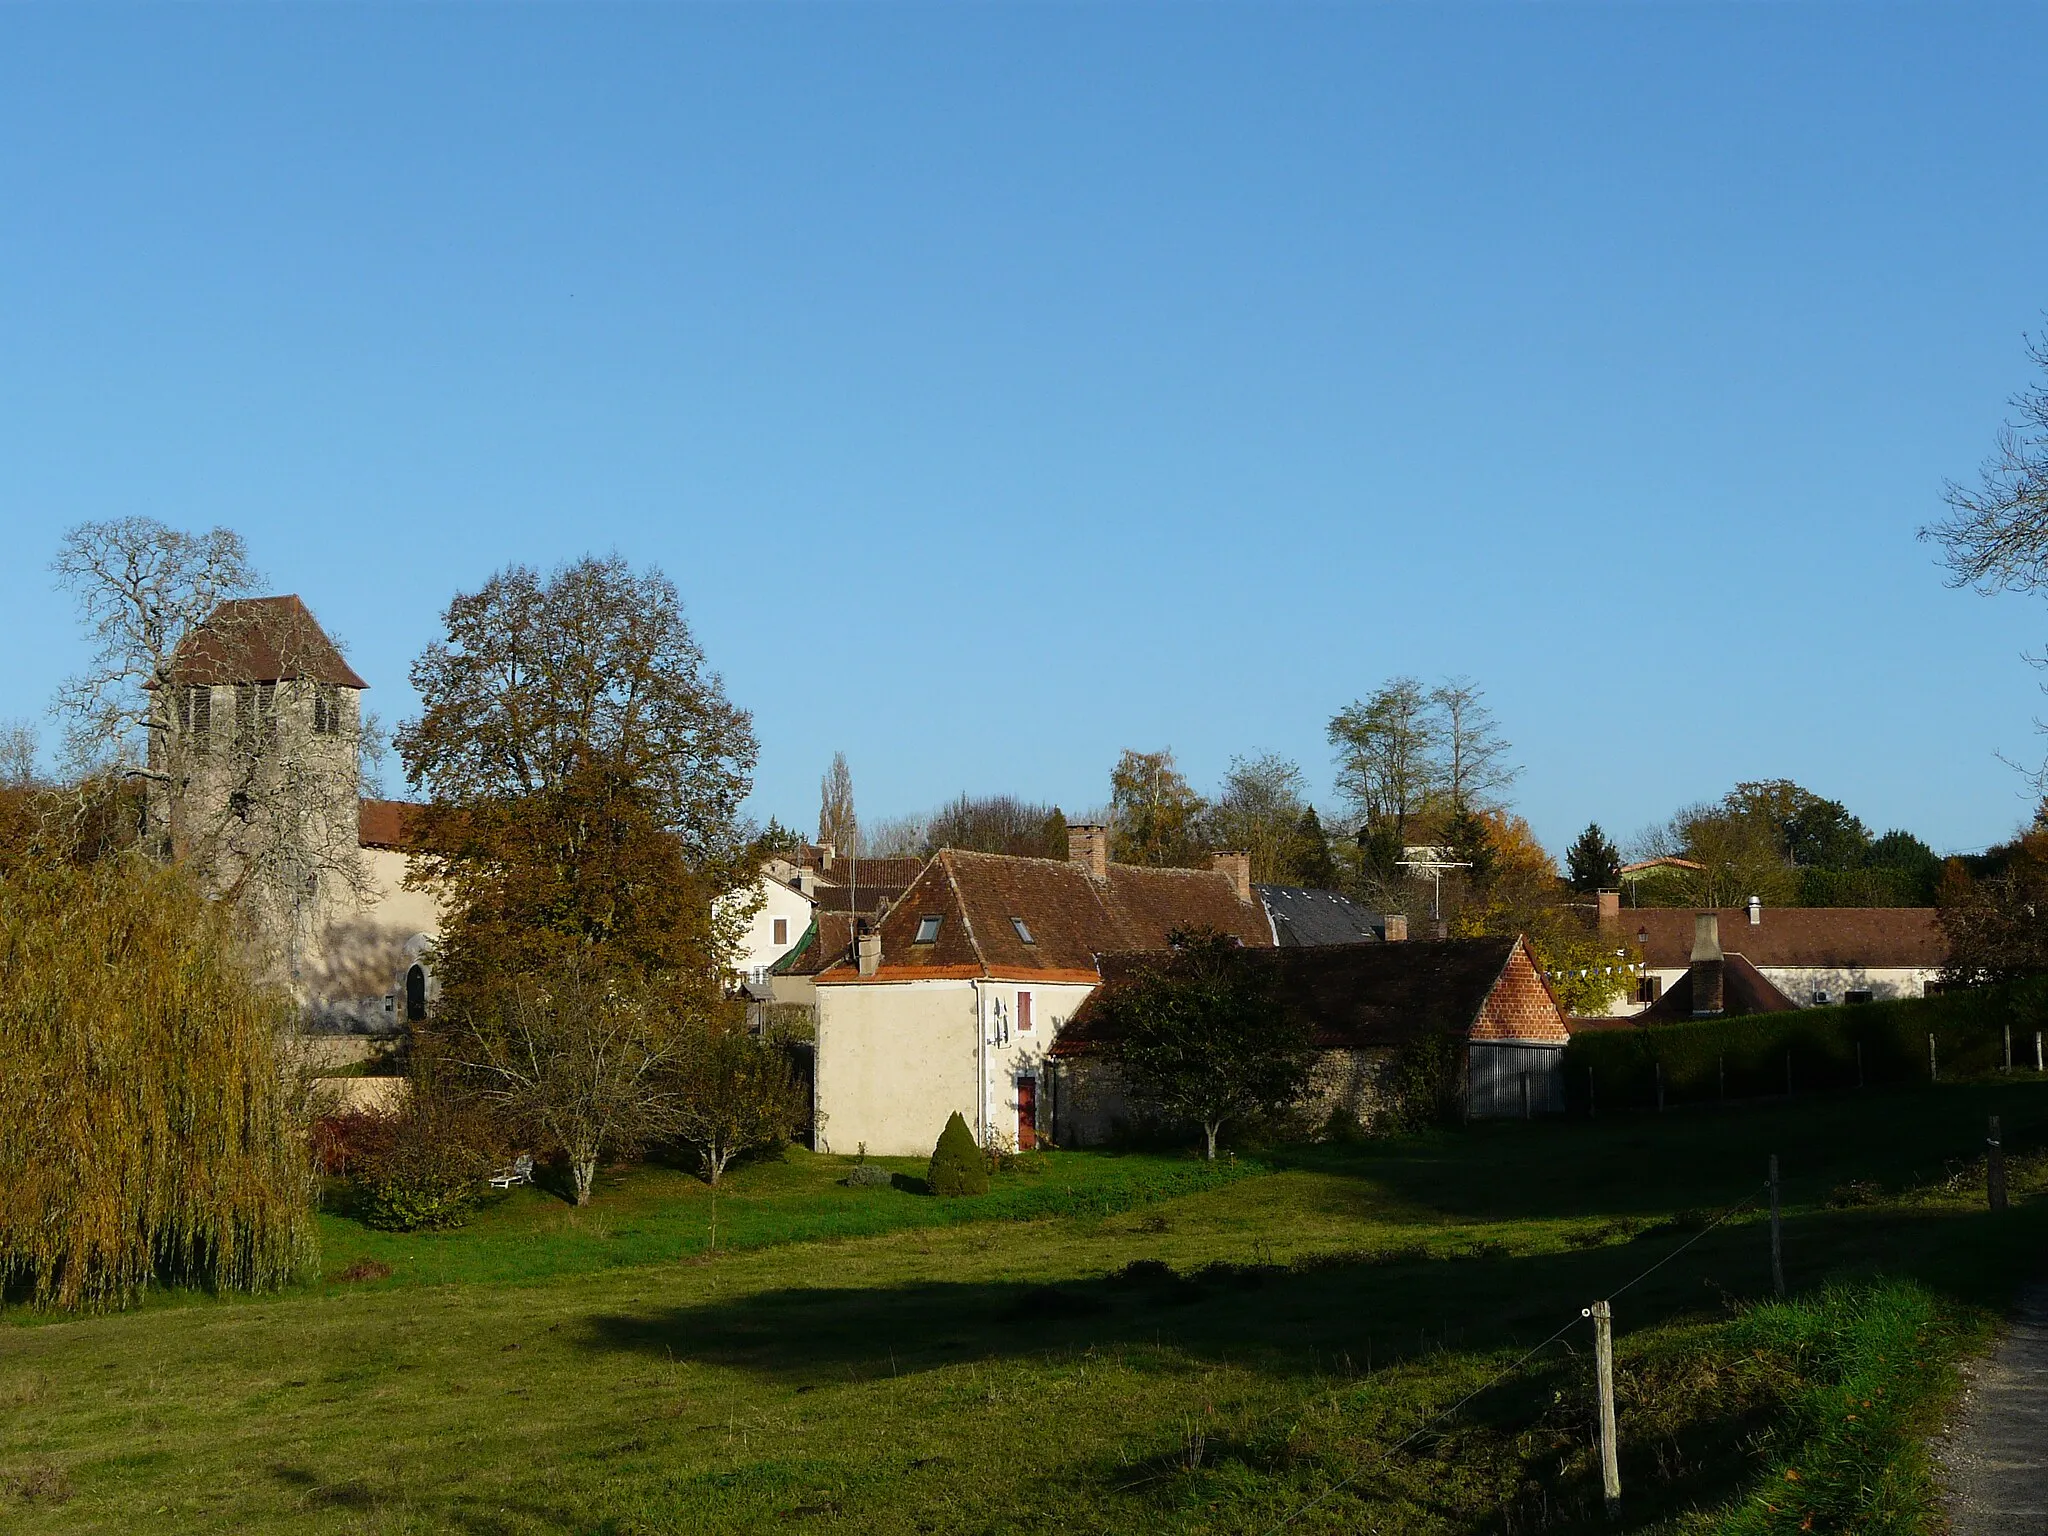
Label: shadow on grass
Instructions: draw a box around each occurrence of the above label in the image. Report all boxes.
[576,1200,2047,1389]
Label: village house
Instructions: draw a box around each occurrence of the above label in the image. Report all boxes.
[1603,900,1946,1016]
[805,826,1272,1156]
[1050,933,1572,1140]
[728,844,928,986]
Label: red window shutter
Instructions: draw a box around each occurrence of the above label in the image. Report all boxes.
[1018,991,1033,1032]
[773,918,787,945]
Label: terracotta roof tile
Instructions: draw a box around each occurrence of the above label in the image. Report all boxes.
[167,595,369,689]
[357,798,425,850]
[1618,907,1945,969]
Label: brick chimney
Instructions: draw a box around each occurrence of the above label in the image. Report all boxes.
[1068,823,1109,880]
[1382,913,1408,942]
[855,926,881,978]
[1596,889,1620,927]
[1209,850,1253,904]
[1689,911,1724,1016]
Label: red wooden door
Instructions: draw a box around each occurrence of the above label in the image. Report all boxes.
[1016,1077,1038,1150]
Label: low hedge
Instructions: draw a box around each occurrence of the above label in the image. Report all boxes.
[1564,983,2048,1112]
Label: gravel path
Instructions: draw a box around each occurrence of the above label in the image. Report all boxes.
[1937,1285,2048,1535]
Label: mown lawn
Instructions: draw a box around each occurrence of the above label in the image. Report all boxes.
[4,1082,2046,1534]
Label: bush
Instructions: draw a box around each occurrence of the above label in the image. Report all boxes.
[926,1111,989,1197]
[1563,984,2040,1112]
[353,1094,499,1231]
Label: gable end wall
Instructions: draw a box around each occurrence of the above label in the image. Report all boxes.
[1468,942,1570,1044]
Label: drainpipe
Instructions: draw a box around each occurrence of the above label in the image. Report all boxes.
[974,980,988,1146]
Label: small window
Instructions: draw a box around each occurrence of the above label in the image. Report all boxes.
[236,682,277,748]
[178,685,211,751]
[1018,990,1034,1032]
[312,682,344,736]
[1011,917,1035,944]
[1845,989,1874,1005]
[772,917,788,946]
[914,915,941,944]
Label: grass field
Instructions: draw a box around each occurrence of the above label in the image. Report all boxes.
[5,1081,2046,1534]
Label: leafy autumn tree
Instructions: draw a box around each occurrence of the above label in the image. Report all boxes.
[1565,822,1621,892]
[1206,754,1309,884]
[1445,811,1633,1015]
[399,556,759,1203]
[1937,824,2048,987]
[818,752,858,858]
[1094,928,1315,1160]
[1110,748,1208,867]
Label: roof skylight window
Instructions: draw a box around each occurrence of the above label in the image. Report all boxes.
[914,915,942,944]
[1011,917,1035,944]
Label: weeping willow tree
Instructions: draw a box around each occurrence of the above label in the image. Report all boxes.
[0,855,317,1310]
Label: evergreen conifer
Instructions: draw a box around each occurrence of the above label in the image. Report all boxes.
[926,1111,989,1197]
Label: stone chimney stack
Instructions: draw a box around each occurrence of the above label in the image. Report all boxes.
[1382,913,1408,942]
[1597,889,1620,927]
[1689,911,1724,1016]
[1067,823,1109,880]
[855,926,881,979]
[1209,850,1253,904]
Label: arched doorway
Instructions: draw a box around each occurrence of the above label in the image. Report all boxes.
[405,964,428,1023]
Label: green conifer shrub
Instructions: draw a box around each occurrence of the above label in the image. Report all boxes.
[926,1111,989,1197]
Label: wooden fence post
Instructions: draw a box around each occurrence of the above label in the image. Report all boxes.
[1989,1116,2007,1214]
[2037,1031,2044,1074]
[1929,1034,1938,1082]
[1592,1299,1620,1515]
[2005,1025,2013,1073]
[1769,1154,1785,1299]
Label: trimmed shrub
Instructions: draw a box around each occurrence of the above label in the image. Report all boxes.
[353,1094,499,1231]
[927,1111,989,1197]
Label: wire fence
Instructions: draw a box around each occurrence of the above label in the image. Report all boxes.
[1258,1178,1773,1535]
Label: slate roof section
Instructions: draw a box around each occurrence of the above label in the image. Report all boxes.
[1054,937,1563,1055]
[357,798,425,851]
[1633,953,1800,1022]
[1255,884,1384,946]
[1618,908,1946,970]
[816,847,1272,984]
[166,596,370,690]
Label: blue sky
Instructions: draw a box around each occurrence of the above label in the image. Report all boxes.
[3,5,2046,857]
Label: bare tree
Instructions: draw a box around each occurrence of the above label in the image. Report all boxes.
[0,719,39,790]
[1925,332,2048,595]
[1430,677,1519,810]
[458,962,686,1207]
[860,812,930,857]
[50,518,259,775]
[817,751,858,858]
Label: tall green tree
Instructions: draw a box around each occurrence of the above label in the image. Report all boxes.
[1287,806,1339,888]
[1564,822,1621,892]
[1109,748,1208,867]
[1206,753,1309,884]
[817,752,858,858]
[1094,928,1315,1160]
[1328,677,1439,849]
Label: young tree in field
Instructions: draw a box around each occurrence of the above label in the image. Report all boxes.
[1565,822,1621,892]
[1207,754,1309,884]
[460,960,683,1206]
[671,1018,809,1185]
[0,856,315,1310]
[818,752,858,858]
[1094,928,1314,1160]
[1110,748,1209,867]
[1430,677,1519,811]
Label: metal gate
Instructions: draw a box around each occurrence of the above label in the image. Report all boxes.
[1468,1042,1564,1118]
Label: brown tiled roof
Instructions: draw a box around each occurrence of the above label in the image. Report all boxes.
[774,912,857,977]
[817,848,1272,985]
[1617,907,1945,969]
[1633,953,1800,1022]
[1054,936,1564,1056]
[166,595,369,689]
[358,799,425,850]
